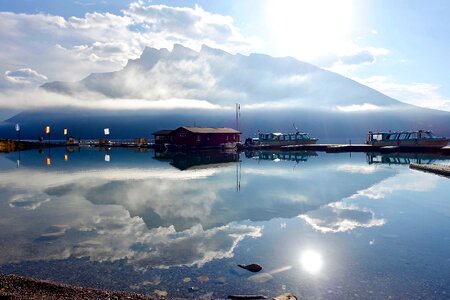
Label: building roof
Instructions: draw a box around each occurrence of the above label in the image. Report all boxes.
[153,130,173,135]
[178,126,241,134]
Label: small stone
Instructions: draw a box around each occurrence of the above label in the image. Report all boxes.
[143,275,161,286]
[238,264,262,272]
[154,289,168,297]
[197,275,209,283]
[273,293,297,300]
[183,277,192,283]
[248,273,273,283]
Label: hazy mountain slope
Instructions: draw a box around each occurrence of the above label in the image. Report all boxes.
[42,44,406,108]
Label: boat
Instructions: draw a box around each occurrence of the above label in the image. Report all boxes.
[365,130,450,148]
[255,131,318,146]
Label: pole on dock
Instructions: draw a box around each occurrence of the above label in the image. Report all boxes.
[235,103,240,131]
[104,128,110,145]
[15,123,20,142]
[45,126,51,145]
[63,128,68,143]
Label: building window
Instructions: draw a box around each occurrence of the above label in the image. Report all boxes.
[196,135,201,142]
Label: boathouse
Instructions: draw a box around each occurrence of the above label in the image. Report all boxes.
[153,126,241,149]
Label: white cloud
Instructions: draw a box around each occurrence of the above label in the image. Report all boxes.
[336,164,379,174]
[327,47,389,74]
[336,103,382,112]
[300,202,385,233]
[0,3,259,84]
[0,166,262,268]
[355,76,450,112]
[0,87,224,111]
[4,68,48,85]
[350,170,438,200]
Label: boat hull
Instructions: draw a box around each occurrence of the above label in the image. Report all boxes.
[369,139,449,148]
[260,138,318,147]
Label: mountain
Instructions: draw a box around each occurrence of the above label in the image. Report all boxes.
[1,44,449,140]
[42,44,404,108]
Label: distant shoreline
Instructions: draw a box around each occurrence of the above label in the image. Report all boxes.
[0,273,160,300]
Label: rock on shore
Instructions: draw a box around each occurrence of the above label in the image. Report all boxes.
[0,273,160,300]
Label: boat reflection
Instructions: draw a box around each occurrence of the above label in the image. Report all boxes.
[366,152,449,165]
[245,150,317,162]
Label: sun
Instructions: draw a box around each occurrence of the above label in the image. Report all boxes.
[265,0,353,61]
[300,249,324,274]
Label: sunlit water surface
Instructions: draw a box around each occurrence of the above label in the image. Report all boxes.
[0,148,449,299]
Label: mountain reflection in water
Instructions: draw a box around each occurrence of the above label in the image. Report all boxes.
[0,148,449,299]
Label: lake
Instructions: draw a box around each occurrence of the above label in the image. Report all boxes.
[0,147,449,299]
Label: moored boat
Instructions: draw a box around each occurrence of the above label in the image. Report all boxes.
[256,131,318,146]
[366,130,450,147]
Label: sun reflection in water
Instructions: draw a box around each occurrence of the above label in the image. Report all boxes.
[300,250,323,274]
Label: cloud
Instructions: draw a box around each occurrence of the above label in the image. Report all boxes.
[339,50,377,66]
[4,68,48,85]
[350,170,438,200]
[300,202,385,233]
[336,103,382,112]
[0,3,258,84]
[0,166,262,268]
[327,47,389,74]
[336,164,379,174]
[354,76,450,112]
[0,87,224,111]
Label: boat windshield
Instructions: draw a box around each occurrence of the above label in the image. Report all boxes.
[409,132,419,139]
[371,134,383,141]
[387,133,399,140]
[399,133,410,140]
[420,131,434,139]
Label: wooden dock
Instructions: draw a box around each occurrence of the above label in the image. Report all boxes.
[409,163,450,178]
[279,144,450,155]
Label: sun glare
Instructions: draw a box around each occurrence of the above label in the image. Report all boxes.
[300,250,324,274]
[265,0,353,61]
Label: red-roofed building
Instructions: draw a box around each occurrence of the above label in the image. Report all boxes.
[153,126,241,149]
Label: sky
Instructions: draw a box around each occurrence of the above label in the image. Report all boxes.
[0,0,449,115]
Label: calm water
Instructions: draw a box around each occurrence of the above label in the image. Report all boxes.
[0,148,449,299]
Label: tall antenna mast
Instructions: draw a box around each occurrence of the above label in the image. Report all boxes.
[235,103,240,131]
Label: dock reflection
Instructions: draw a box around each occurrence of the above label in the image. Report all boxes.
[366,152,449,165]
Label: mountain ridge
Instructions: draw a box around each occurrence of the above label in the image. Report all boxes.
[41,44,407,109]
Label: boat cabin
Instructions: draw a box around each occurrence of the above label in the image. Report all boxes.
[366,130,449,147]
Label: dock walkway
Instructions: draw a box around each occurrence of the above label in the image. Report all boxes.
[279,144,450,154]
[409,163,450,178]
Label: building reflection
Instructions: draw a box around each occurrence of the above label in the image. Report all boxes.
[154,150,239,171]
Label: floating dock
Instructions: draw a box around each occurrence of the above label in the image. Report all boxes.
[409,163,450,178]
[275,144,450,155]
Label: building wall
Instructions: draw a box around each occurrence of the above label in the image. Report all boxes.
[171,128,240,148]
[154,134,172,145]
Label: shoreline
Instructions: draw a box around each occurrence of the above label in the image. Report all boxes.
[0,273,160,300]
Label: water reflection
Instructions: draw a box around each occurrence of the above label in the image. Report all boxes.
[300,202,385,233]
[0,148,449,297]
[300,250,323,274]
[366,152,449,165]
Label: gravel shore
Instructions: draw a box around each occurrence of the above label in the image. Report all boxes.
[0,273,160,300]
